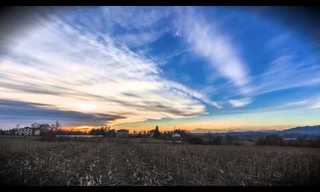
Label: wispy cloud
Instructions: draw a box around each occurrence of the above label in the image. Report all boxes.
[0,10,219,127]
[174,7,251,95]
[209,51,320,104]
[101,6,171,31]
[116,28,168,48]
[279,100,309,108]
[311,102,320,109]
[229,98,252,108]
[250,54,320,96]
[278,98,320,110]
[101,7,171,49]
[237,97,320,114]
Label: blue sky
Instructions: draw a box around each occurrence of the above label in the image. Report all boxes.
[0,6,320,131]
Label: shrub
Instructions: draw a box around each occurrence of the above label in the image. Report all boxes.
[256,135,284,146]
[184,136,204,144]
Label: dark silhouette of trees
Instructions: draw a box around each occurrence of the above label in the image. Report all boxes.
[152,125,161,138]
[185,136,204,144]
[208,135,223,145]
[89,128,105,135]
[88,126,117,137]
[256,135,284,146]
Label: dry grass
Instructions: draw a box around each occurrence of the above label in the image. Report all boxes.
[0,137,319,186]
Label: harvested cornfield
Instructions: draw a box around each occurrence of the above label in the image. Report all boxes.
[0,137,319,186]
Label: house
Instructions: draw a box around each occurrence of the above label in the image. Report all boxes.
[283,137,297,141]
[17,127,33,136]
[15,123,51,136]
[172,133,181,138]
[31,122,40,129]
[33,128,41,136]
[11,129,19,136]
[3,129,16,136]
[116,129,129,137]
[39,124,51,134]
[171,133,182,144]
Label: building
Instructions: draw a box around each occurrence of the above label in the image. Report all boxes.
[14,123,52,136]
[31,122,40,129]
[17,127,33,136]
[283,137,297,141]
[172,133,181,138]
[39,124,51,133]
[116,129,129,137]
[33,128,41,136]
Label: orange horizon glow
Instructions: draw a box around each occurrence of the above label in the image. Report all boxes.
[58,109,320,134]
[60,124,294,134]
[60,126,155,133]
[61,126,98,133]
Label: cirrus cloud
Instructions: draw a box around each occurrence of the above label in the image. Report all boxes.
[174,7,251,95]
[0,10,219,127]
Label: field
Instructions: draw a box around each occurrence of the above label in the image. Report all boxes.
[0,137,319,186]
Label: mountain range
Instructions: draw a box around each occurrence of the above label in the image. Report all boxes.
[191,125,320,138]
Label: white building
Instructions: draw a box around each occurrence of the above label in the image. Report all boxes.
[33,128,41,136]
[283,137,297,141]
[15,123,52,136]
[172,133,181,138]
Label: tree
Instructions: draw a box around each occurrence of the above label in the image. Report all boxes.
[55,121,61,130]
[185,136,204,144]
[224,135,236,145]
[211,136,223,145]
[256,135,284,146]
[153,125,161,138]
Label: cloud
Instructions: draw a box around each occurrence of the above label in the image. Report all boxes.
[174,7,251,95]
[212,52,320,101]
[307,97,320,109]
[55,7,170,51]
[311,102,320,109]
[229,98,252,108]
[268,97,320,111]
[0,9,219,127]
[116,29,168,48]
[100,6,171,49]
[165,81,222,109]
[279,100,309,109]
[101,6,171,31]
[250,54,320,96]
[0,99,123,128]
[229,97,320,114]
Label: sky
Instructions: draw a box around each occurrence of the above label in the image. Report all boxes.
[0,6,320,132]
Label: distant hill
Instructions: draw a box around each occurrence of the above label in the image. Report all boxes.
[279,125,320,136]
[191,125,320,138]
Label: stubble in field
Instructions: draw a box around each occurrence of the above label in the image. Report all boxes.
[0,137,319,186]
